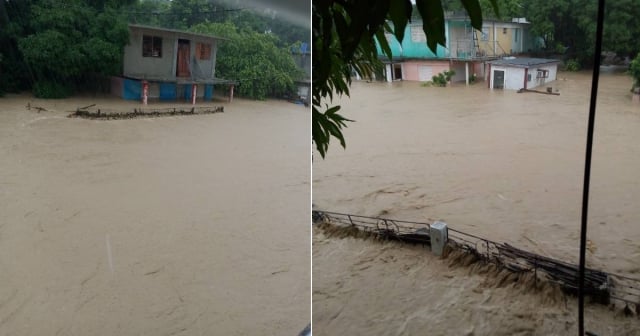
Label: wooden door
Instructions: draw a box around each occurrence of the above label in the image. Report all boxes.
[176,39,190,78]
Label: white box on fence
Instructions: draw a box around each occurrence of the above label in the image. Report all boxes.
[430,221,448,256]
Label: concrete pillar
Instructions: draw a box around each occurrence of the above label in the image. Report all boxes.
[465,62,469,86]
[142,80,149,105]
[229,84,234,103]
[493,22,497,55]
[385,64,393,82]
[430,221,448,256]
[191,84,197,105]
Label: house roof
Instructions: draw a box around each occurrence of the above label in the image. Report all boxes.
[489,57,560,68]
[128,24,230,41]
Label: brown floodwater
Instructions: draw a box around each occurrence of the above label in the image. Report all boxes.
[314,71,640,274]
[313,71,640,334]
[0,95,309,335]
[313,228,640,336]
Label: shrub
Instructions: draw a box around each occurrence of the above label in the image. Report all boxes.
[431,70,457,87]
[443,70,456,82]
[564,59,581,72]
[432,73,447,86]
[32,80,73,99]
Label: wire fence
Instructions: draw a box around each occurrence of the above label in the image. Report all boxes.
[312,210,640,308]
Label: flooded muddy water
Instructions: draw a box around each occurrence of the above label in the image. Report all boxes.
[313,228,640,336]
[314,71,640,274]
[313,71,640,334]
[0,95,309,335]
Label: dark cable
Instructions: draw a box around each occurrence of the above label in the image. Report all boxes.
[578,0,607,334]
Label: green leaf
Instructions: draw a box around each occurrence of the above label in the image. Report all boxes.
[415,0,446,53]
[375,29,392,59]
[461,0,483,30]
[388,0,412,43]
[487,0,500,18]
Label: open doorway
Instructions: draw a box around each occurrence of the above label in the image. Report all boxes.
[493,70,505,89]
[393,64,403,80]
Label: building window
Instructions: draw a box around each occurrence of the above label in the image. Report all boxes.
[196,42,212,60]
[481,27,489,41]
[536,69,549,78]
[143,35,162,57]
[527,73,532,81]
[503,28,507,34]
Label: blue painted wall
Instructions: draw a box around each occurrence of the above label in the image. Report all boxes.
[377,23,451,60]
[204,84,213,101]
[159,83,177,101]
[123,78,141,100]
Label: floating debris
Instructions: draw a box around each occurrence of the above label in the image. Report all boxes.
[68,105,224,120]
[26,102,48,113]
[517,88,560,96]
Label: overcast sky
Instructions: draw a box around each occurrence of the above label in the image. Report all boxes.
[247,0,310,28]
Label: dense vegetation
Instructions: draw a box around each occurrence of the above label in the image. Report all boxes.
[631,53,640,93]
[191,22,303,99]
[0,0,307,99]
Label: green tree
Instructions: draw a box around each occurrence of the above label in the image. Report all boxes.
[0,0,35,94]
[602,0,640,59]
[128,0,308,47]
[1,0,132,98]
[630,53,640,92]
[191,22,304,100]
[166,0,225,29]
[312,0,497,158]
[523,0,640,67]
[126,0,172,27]
[230,9,309,47]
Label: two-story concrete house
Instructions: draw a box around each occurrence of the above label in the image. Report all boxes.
[111,24,236,102]
[376,14,545,87]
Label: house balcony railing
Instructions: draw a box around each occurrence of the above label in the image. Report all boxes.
[448,39,509,60]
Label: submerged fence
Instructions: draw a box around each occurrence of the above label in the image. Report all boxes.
[68,105,224,120]
[313,210,640,310]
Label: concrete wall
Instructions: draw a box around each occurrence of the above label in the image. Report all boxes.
[378,24,448,59]
[490,65,524,90]
[395,60,485,83]
[490,63,557,90]
[475,21,528,56]
[450,61,467,82]
[474,62,484,78]
[527,64,558,89]
[123,27,218,80]
[402,60,450,81]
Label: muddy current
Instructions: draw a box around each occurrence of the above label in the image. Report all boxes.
[313,72,640,334]
[0,96,309,335]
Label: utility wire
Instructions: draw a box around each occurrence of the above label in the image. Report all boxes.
[578,0,606,334]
